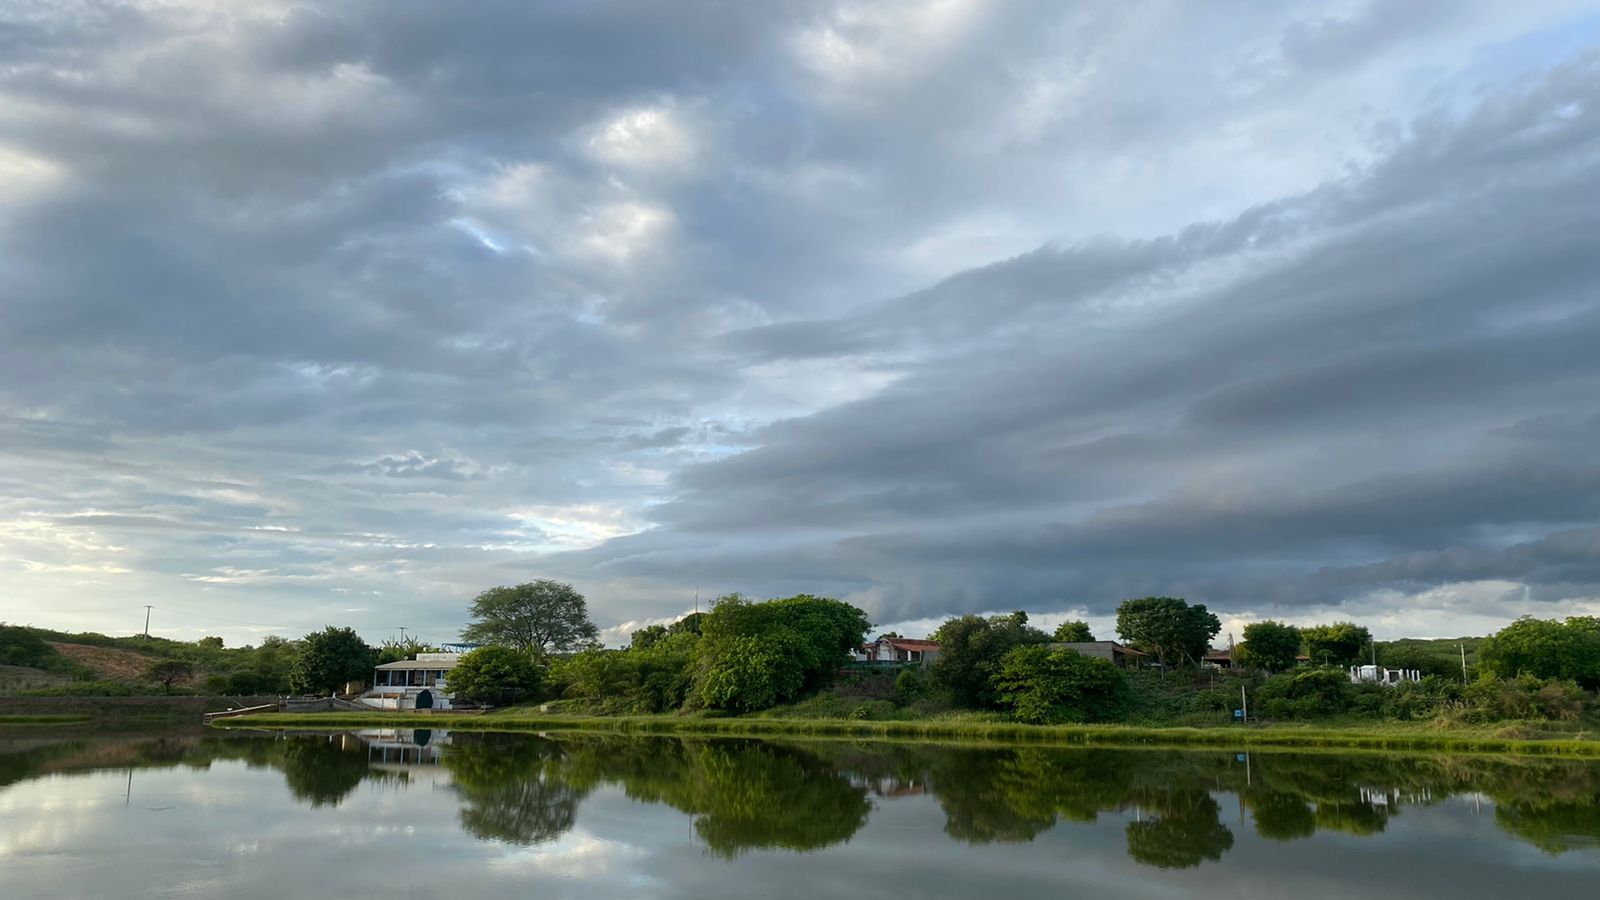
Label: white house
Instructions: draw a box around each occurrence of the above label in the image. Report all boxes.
[362,652,464,710]
[1349,664,1422,686]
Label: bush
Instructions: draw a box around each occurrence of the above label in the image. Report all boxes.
[894,668,925,705]
[447,646,544,705]
[992,645,1130,724]
[1255,668,1352,720]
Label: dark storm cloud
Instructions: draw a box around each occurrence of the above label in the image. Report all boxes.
[3,1,1599,643]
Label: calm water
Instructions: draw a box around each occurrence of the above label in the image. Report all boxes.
[3,728,1599,898]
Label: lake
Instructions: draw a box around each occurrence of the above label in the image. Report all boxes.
[3,728,1599,898]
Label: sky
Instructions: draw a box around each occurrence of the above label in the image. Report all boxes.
[4,0,1600,648]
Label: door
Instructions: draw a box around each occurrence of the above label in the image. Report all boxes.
[416,689,434,709]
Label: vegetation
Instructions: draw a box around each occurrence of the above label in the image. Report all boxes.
[1239,621,1302,672]
[143,658,195,691]
[1115,597,1220,667]
[1052,620,1094,642]
[288,627,376,696]
[993,645,1129,724]
[1478,616,1600,689]
[927,611,1049,709]
[693,594,871,712]
[1303,622,1372,667]
[461,580,600,657]
[447,647,544,705]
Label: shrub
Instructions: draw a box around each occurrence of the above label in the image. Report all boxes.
[1255,668,1352,720]
[894,667,925,705]
[992,645,1130,724]
[447,646,544,705]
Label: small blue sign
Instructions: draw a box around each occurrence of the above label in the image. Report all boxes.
[1233,709,1244,719]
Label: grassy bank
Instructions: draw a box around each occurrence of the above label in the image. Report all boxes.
[0,695,276,730]
[213,710,1600,756]
[0,714,92,726]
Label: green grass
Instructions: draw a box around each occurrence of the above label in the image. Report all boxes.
[212,711,1600,756]
[0,714,92,726]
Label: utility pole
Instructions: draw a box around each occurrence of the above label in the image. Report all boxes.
[398,626,408,643]
[1240,684,1248,725]
[694,587,699,616]
[143,605,152,639]
[1460,643,1468,683]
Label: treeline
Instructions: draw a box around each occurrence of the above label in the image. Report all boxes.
[1,621,433,697]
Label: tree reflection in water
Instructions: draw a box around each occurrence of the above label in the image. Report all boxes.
[7,729,1600,866]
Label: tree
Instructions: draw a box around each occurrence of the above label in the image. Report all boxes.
[1114,597,1220,668]
[693,594,871,712]
[288,626,376,695]
[992,645,1129,724]
[197,636,224,650]
[1238,621,1302,672]
[461,580,599,656]
[1302,622,1372,667]
[1053,620,1095,642]
[377,636,437,665]
[928,613,1050,709]
[1479,617,1600,689]
[145,658,194,691]
[447,646,544,705]
[630,624,668,651]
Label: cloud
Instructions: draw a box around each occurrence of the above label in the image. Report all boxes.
[3,1,1599,644]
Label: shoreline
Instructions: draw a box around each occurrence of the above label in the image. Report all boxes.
[210,711,1600,757]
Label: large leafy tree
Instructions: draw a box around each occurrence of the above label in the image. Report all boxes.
[1238,621,1303,672]
[993,645,1129,724]
[461,580,599,656]
[1479,616,1600,689]
[1053,620,1095,642]
[929,611,1050,709]
[447,646,545,704]
[288,626,376,695]
[1114,597,1220,668]
[693,594,871,712]
[144,658,194,691]
[1302,622,1372,667]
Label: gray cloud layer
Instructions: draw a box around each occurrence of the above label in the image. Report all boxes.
[3,1,1599,644]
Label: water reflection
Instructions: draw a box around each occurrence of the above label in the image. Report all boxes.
[5,728,1600,868]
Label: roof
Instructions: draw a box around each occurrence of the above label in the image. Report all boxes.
[886,639,940,651]
[375,657,462,670]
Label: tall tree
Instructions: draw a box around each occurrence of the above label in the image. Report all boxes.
[145,658,194,691]
[1302,622,1372,667]
[929,612,1051,709]
[1114,597,1220,668]
[1238,621,1302,672]
[1053,620,1095,642]
[462,580,599,656]
[288,626,376,695]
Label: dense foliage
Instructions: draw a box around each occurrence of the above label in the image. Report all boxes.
[1302,622,1372,667]
[1115,597,1220,668]
[993,645,1130,724]
[1052,620,1095,642]
[447,646,544,704]
[928,611,1049,709]
[288,627,376,696]
[1478,617,1600,689]
[1239,621,1302,672]
[462,580,600,657]
[693,594,871,712]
